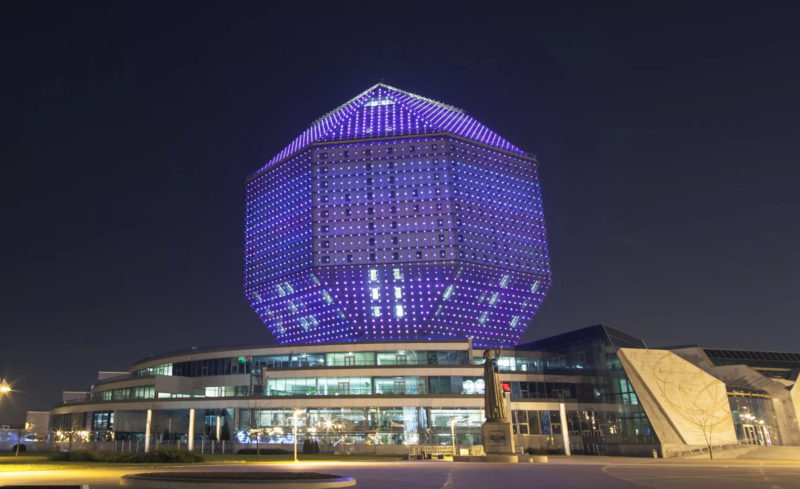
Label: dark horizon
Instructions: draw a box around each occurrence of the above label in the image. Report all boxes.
[2,1,799,425]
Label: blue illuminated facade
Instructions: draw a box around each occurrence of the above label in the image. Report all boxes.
[244,84,551,347]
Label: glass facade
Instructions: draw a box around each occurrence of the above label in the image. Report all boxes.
[134,350,470,377]
[238,406,484,446]
[728,391,781,446]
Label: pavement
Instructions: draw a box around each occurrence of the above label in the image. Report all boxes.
[2,456,800,488]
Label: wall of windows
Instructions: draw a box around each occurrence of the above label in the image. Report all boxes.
[728,392,781,446]
[429,376,484,394]
[134,350,470,378]
[266,377,373,396]
[237,406,484,446]
[511,408,657,453]
[510,381,577,400]
[91,386,154,402]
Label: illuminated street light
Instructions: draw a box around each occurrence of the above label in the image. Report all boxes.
[0,378,10,394]
[449,417,457,453]
[293,409,304,463]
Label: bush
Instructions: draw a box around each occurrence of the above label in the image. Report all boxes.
[235,447,289,455]
[523,447,562,455]
[303,439,320,454]
[50,448,204,463]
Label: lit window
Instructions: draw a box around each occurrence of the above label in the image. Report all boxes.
[369,269,378,281]
[395,304,404,318]
[365,98,394,107]
[443,285,454,300]
[394,287,402,299]
[371,288,380,300]
[373,306,382,317]
[393,268,403,280]
[499,274,510,288]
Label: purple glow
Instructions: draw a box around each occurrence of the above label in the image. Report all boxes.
[244,85,550,347]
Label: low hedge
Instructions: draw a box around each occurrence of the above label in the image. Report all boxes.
[235,447,290,455]
[50,448,204,463]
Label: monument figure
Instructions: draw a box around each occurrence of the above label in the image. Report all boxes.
[483,349,506,420]
[480,349,516,460]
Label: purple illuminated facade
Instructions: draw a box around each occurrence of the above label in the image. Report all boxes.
[245,84,551,347]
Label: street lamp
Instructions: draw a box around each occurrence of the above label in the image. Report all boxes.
[449,417,457,454]
[292,409,304,463]
[0,378,10,394]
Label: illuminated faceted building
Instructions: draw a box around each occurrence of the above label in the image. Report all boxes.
[45,86,800,458]
[244,84,551,347]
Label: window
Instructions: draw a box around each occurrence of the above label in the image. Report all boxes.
[321,256,330,264]
[437,219,444,227]
[391,206,396,214]
[320,180,328,188]
[394,287,402,299]
[343,150,349,158]
[370,253,376,262]
[345,208,352,216]
[366,163,372,171]
[369,237,375,245]
[416,251,423,259]
[368,207,374,215]
[440,250,446,258]
[395,304,405,318]
[365,149,372,156]
[392,252,399,260]
[371,287,380,300]
[372,306,381,317]
[321,210,329,218]
[347,254,353,263]
[392,221,398,229]
[392,237,398,244]
[409,145,415,152]
[321,241,329,248]
[366,177,373,185]
[369,269,378,281]
[345,193,351,201]
[439,234,445,242]
[368,222,375,230]
[321,225,329,233]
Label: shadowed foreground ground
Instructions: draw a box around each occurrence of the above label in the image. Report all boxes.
[2,453,800,488]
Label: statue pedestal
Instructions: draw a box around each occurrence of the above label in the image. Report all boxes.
[482,420,515,455]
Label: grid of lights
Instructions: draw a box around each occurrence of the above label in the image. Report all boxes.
[256,84,526,174]
[244,85,551,347]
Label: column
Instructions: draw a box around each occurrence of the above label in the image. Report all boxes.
[216,413,222,441]
[144,409,152,453]
[188,408,195,451]
[559,402,571,456]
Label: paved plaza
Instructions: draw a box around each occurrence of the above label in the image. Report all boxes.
[3,456,800,489]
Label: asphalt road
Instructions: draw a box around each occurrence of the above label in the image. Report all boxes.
[2,458,800,488]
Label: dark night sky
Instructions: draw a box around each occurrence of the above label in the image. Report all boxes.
[2,1,799,424]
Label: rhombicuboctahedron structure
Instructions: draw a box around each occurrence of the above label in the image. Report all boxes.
[245,84,550,347]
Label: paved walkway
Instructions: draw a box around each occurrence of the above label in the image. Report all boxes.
[2,457,800,488]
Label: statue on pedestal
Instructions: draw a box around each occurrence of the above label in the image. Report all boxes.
[480,348,516,459]
[482,349,506,421]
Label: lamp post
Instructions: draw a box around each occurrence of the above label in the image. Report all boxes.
[449,417,457,454]
[292,409,304,463]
